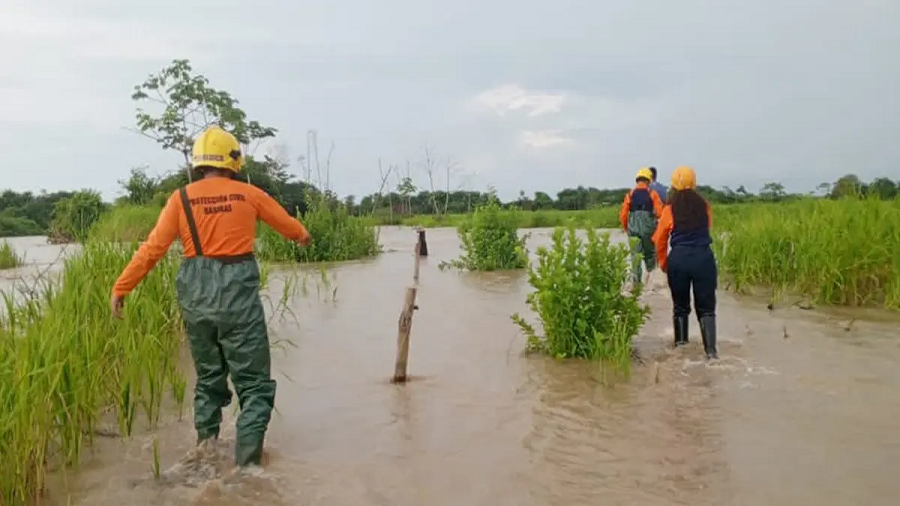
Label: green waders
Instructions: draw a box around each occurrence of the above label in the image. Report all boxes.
[176,188,275,467]
[627,209,657,283]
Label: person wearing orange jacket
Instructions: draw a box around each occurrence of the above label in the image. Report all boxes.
[620,167,664,283]
[651,166,718,359]
[110,126,312,466]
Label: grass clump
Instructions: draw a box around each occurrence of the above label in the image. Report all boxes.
[714,196,900,309]
[257,191,380,263]
[440,197,529,271]
[0,241,185,504]
[511,225,650,372]
[89,205,161,243]
[0,241,24,269]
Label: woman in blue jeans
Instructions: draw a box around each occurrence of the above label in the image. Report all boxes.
[652,166,718,360]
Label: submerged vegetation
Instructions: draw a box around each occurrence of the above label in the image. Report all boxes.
[714,196,900,310]
[257,191,380,263]
[512,225,651,371]
[440,197,529,271]
[0,241,23,270]
[0,241,184,504]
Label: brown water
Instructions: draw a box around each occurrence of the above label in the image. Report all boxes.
[4,228,900,506]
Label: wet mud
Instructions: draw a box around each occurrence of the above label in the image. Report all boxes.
[3,228,900,505]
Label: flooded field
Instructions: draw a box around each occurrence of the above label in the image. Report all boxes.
[3,227,900,506]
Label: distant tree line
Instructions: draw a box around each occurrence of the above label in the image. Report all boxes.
[0,172,894,238]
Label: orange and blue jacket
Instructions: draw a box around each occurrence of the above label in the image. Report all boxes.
[618,182,663,231]
[651,201,713,272]
[112,177,310,298]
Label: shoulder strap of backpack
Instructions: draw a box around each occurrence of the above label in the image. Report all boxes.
[178,187,204,257]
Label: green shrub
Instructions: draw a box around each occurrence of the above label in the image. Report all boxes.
[257,191,380,263]
[47,190,107,243]
[511,225,650,372]
[0,241,23,269]
[89,205,161,243]
[440,197,529,271]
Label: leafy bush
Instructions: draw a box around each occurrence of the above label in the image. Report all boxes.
[511,225,650,371]
[48,190,107,243]
[440,197,529,271]
[257,191,380,263]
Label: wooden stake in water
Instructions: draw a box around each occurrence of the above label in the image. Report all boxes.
[413,231,423,283]
[393,239,422,383]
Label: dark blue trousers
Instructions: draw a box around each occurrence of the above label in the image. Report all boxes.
[667,245,717,318]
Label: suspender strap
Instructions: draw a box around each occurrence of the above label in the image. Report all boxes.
[178,187,204,257]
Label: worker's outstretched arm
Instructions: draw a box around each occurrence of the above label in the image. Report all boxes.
[706,201,713,229]
[651,206,674,272]
[112,193,180,297]
[619,191,632,231]
[251,187,311,243]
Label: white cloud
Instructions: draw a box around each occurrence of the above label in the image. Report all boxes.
[471,84,566,117]
[519,130,575,149]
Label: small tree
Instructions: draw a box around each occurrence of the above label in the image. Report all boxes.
[130,59,277,181]
[117,166,160,205]
[48,190,107,243]
[511,225,650,372]
[440,194,528,271]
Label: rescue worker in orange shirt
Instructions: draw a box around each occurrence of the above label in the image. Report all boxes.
[651,166,718,359]
[110,126,312,466]
[619,167,664,283]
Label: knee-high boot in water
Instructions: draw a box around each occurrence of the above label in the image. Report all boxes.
[673,315,689,347]
[699,315,718,359]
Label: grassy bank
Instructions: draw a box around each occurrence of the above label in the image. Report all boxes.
[0,241,185,504]
[89,205,161,243]
[366,207,621,229]
[713,197,900,309]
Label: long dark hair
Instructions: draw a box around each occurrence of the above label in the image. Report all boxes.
[668,189,708,231]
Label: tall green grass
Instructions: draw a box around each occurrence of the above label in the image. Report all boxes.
[89,205,161,243]
[257,193,380,263]
[0,241,184,504]
[714,197,900,309]
[0,241,23,269]
[511,225,650,372]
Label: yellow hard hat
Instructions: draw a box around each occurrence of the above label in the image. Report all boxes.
[636,168,653,181]
[671,166,697,190]
[191,126,244,172]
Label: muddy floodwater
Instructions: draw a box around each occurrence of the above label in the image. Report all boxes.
[3,228,900,505]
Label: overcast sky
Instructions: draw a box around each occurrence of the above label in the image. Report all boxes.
[1,0,897,202]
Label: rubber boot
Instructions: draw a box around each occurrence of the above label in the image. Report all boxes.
[235,438,265,467]
[699,315,718,360]
[673,315,689,347]
[197,429,219,445]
